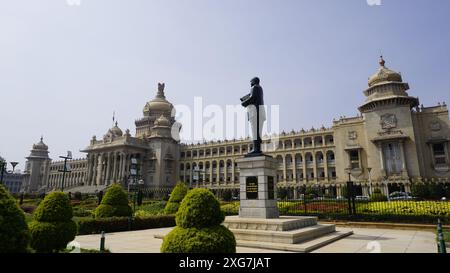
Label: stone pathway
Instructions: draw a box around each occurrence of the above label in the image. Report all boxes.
[71,226,437,253]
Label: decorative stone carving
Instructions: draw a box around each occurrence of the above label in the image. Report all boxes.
[348,131,357,140]
[380,113,397,130]
[430,121,441,132]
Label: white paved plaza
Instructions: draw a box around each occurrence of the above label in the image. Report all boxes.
[71,225,439,253]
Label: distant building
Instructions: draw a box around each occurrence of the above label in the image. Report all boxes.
[23,57,450,195]
[22,137,51,193]
[2,172,24,194]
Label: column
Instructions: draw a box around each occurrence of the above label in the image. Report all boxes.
[224,160,228,185]
[232,160,235,185]
[399,141,408,177]
[86,155,92,186]
[302,153,307,182]
[112,152,118,182]
[92,154,98,186]
[324,150,329,181]
[378,143,386,177]
[292,154,297,184]
[119,153,125,182]
[105,153,111,185]
[210,161,213,185]
[96,153,103,186]
[282,155,287,183]
[313,154,318,182]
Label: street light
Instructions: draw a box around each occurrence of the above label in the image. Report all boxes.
[0,159,6,185]
[58,151,72,192]
[345,168,356,215]
[10,162,18,173]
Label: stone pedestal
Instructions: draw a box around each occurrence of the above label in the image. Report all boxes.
[236,155,279,219]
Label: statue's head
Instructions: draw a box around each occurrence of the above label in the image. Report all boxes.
[250,77,260,86]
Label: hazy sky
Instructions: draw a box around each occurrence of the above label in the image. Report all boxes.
[1,0,449,171]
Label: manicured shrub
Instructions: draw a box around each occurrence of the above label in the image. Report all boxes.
[134,201,167,217]
[164,182,189,214]
[77,215,175,235]
[161,188,235,253]
[161,225,236,253]
[94,184,131,218]
[370,192,388,202]
[176,189,224,228]
[29,192,77,253]
[29,220,77,252]
[0,185,30,253]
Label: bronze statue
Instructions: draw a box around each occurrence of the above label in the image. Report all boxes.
[240,77,266,156]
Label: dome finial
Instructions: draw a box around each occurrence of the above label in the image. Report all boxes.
[379,55,386,67]
[40,135,43,142]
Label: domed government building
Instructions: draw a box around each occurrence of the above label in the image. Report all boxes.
[21,58,450,197]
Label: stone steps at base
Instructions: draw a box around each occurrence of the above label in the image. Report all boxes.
[229,224,336,244]
[236,230,353,253]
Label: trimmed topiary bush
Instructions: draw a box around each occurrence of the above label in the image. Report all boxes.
[29,192,77,253]
[164,182,189,214]
[161,225,236,253]
[94,184,131,218]
[161,188,235,253]
[0,185,30,253]
[176,189,224,228]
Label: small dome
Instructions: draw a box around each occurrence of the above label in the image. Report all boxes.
[33,136,48,151]
[143,83,174,115]
[154,115,170,127]
[368,56,403,87]
[105,122,123,138]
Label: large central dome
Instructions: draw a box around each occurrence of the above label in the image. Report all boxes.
[143,83,174,115]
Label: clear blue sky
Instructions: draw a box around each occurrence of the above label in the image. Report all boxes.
[1,0,449,170]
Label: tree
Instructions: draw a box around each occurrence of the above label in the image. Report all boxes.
[0,185,30,253]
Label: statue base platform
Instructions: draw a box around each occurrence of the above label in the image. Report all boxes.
[223,216,353,252]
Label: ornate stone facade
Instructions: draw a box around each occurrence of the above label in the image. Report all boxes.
[23,58,450,195]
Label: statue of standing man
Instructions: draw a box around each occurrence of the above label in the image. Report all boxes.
[240,77,266,156]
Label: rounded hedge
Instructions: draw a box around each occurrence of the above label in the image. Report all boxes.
[0,185,30,253]
[29,221,77,253]
[176,188,224,228]
[101,184,129,206]
[164,202,180,215]
[33,192,73,222]
[370,193,388,202]
[29,191,77,253]
[95,204,132,218]
[161,225,236,253]
[164,182,189,214]
[94,184,131,218]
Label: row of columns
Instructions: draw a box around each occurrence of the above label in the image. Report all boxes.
[180,151,337,186]
[182,135,334,159]
[86,151,141,186]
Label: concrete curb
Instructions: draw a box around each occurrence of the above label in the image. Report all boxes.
[319,221,450,231]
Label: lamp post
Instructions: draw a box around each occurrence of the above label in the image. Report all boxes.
[10,162,18,173]
[0,159,6,186]
[58,151,72,192]
[345,168,355,215]
[367,167,373,196]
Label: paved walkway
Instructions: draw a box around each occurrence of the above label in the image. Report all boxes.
[71,226,437,253]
